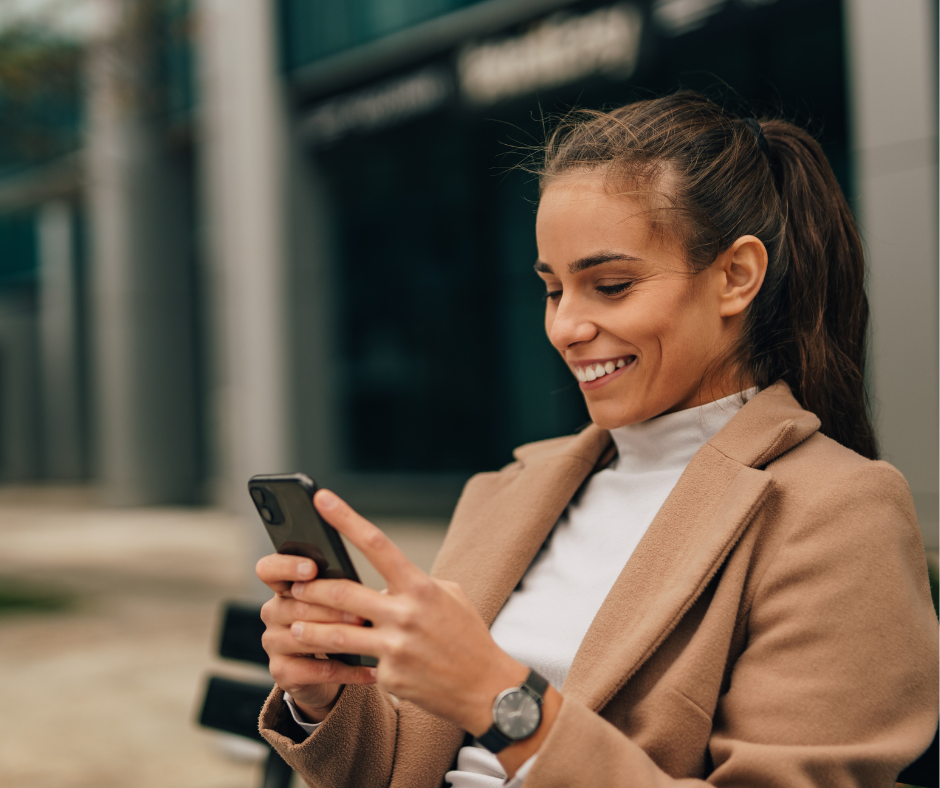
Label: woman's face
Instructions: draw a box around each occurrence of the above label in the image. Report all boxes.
[535,175,740,429]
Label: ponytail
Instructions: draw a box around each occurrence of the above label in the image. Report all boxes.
[758,123,876,458]
[540,93,878,458]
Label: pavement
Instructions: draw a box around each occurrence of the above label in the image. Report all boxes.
[0,486,446,788]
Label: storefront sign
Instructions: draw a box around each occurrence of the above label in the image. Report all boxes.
[300,66,453,146]
[457,4,643,105]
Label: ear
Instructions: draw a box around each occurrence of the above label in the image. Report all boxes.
[715,235,768,318]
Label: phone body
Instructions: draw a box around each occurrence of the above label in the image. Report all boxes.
[248,472,377,668]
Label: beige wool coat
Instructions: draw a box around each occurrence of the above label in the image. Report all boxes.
[259,383,939,787]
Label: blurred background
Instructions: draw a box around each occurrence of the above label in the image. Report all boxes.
[0,0,935,786]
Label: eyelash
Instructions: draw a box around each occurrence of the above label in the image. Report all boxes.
[597,282,633,296]
[542,282,633,301]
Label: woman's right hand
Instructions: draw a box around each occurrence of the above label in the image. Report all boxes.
[256,553,377,723]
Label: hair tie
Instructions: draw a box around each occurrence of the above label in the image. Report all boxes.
[742,118,770,158]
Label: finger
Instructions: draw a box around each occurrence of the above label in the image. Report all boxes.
[256,554,318,596]
[262,596,365,627]
[292,578,387,623]
[263,620,358,659]
[271,655,377,689]
[290,620,380,658]
[314,489,425,591]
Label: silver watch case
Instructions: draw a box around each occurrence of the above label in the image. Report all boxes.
[492,685,542,741]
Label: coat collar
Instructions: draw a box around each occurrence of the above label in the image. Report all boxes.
[435,383,819,708]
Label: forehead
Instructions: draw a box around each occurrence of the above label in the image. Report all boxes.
[536,175,675,265]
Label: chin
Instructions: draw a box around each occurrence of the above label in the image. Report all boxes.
[586,404,644,430]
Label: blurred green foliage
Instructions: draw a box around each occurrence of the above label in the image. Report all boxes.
[0,26,82,177]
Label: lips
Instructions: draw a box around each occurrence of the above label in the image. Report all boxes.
[570,356,636,382]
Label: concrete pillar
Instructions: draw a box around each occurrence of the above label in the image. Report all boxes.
[38,200,84,480]
[845,0,939,548]
[85,0,200,504]
[0,291,41,481]
[285,132,344,482]
[197,0,291,589]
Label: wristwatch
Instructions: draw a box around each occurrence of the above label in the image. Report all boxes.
[476,669,549,754]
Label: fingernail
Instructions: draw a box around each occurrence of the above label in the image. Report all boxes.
[291,622,304,638]
[292,582,306,597]
[367,668,377,681]
[297,561,314,578]
[318,490,338,509]
[343,612,358,624]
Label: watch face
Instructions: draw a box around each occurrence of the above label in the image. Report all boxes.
[495,689,541,740]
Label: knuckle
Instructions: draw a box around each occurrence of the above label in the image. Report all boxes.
[411,575,436,598]
[329,627,346,650]
[384,636,407,661]
[260,598,278,625]
[260,628,278,655]
[268,655,286,683]
[365,529,388,552]
[327,582,347,607]
[394,600,419,630]
[319,658,340,683]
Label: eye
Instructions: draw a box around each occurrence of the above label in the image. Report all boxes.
[542,289,562,302]
[596,282,633,297]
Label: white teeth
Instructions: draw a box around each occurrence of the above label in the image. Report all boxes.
[574,357,632,382]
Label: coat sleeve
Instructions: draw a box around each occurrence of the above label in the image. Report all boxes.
[522,462,939,788]
[259,683,398,788]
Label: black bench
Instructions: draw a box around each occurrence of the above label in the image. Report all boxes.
[198,601,293,788]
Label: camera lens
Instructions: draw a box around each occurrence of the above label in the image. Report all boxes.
[251,488,264,505]
[260,507,273,523]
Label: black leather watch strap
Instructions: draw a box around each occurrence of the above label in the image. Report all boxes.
[476,669,548,754]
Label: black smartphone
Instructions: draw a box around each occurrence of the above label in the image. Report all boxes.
[248,472,377,668]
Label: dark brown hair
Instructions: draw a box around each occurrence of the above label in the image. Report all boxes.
[539,92,877,459]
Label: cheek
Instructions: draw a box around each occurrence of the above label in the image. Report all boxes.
[627,298,710,367]
[544,306,559,349]
[655,307,718,371]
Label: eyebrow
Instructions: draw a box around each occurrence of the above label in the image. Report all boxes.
[533,251,644,275]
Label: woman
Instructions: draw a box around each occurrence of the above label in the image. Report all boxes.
[255,93,938,787]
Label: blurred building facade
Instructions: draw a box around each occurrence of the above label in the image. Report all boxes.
[0,0,936,547]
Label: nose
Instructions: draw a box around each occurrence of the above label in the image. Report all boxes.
[546,293,597,351]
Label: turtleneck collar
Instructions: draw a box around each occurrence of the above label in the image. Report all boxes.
[610,389,758,474]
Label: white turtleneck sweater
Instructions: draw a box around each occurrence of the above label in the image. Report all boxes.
[287,391,755,787]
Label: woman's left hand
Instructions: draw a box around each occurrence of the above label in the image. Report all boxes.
[288,488,527,736]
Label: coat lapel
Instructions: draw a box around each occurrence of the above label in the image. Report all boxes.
[432,425,612,626]
[562,383,820,710]
[433,383,820,712]
[561,448,771,710]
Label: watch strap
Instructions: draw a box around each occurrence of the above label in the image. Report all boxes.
[476,669,548,754]
[476,723,514,754]
[523,669,548,701]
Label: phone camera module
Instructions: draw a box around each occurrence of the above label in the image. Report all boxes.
[249,485,284,525]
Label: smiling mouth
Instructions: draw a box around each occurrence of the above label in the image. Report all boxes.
[571,356,636,383]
